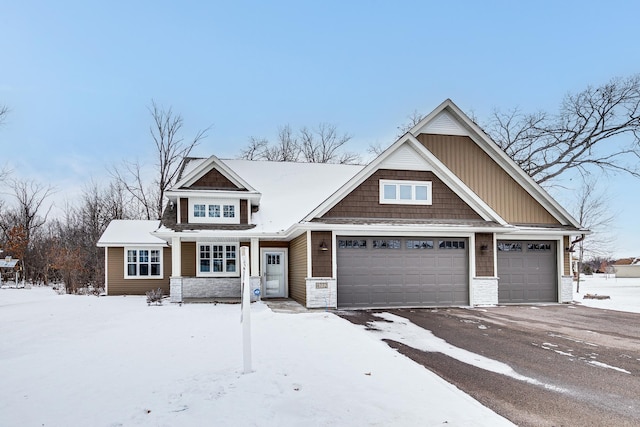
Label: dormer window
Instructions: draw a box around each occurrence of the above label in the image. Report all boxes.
[189,198,239,224]
[379,179,432,205]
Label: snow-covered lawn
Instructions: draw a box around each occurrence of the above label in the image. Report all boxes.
[0,288,513,427]
[2,275,636,427]
[573,274,640,313]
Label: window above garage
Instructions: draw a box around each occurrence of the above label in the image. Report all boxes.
[379,179,432,205]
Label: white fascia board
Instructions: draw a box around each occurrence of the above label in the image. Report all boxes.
[172,155,257,192]
[294,222,514,236]
[152,229,288,242]
[97,240,167,248]
[418,100,581,228]
[165,188,261,204]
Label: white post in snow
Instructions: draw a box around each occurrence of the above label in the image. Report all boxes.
[240,246,252,374]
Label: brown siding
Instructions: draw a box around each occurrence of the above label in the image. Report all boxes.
[240,199,248,224]
[417,134,559,225]
[288,233,308,305]
[259,241,289,248]
[189,168,241,190]
[106,247,171,295]
[563,236,570,276]
[180,198,188,224]
[322,169,482,220]
[475,233,494,276]
[311,231,333,277]
[181,242,196,277]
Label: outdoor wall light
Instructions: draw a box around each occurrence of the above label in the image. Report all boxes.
[480,244,489,252]
[319,240,329,251]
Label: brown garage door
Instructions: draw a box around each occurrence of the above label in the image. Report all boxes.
[337,237,468,308]
[497,240,557,303]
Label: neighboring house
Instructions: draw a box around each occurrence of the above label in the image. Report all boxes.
[97,99,585,308]
[613,258,640,278]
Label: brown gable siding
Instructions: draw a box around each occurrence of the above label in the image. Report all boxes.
[288,233,308,305]
[181,242,196,277]
[322,169,482,220]
[417,134,560,225]
[475,233,494,276]
[106,247,171,295]
[311,231,333,277]
[188,168,243,190]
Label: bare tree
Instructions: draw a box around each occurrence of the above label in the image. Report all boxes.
[396,109,425,136]
[239,123,359,164]
[487,74,640,184]
[300,123,359,164]
[569,178,615,293]
[112,100,210,219]
[239,136,270,160]
[0,178,55,281]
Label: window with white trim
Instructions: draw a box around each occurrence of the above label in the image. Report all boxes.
[189,198,240,224]
[125,248,163,278]
[197,243,239,276]
[379,180,432,205]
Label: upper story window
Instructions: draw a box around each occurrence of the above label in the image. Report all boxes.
[189,198,239,224]
[379,180,432,205]
[125,248,163,279]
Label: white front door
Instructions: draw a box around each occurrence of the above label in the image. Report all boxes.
[263,249,287,298]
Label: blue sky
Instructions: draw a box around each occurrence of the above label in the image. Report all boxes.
[1,1,639,257]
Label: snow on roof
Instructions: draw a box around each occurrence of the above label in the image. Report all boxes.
[97,220,167,246]
[220,159,365,232]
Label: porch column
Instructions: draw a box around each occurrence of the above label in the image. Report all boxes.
[250,238,259,276]
[171,236,181,277]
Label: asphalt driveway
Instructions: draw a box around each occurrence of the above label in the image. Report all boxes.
[338,304,640,427]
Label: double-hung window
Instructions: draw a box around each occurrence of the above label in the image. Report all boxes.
[379,180,432,205]
[125,248,163,279]
[197,243,238,276]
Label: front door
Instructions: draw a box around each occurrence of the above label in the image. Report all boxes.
[263,250,287,298]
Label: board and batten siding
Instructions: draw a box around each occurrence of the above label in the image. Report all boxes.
[106,247,171,295]
[288,233,308,305]
[475,233,494,277]
[181,242,196,277]
[311,231,333,277]
[417,134,560,225]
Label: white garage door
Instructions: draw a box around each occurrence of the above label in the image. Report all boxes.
[337,237,468,308]
[497,240,557,303]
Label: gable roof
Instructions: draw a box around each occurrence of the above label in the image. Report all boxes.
[303,133,507,225]
[173,155,257,192]
[409,99,582,228]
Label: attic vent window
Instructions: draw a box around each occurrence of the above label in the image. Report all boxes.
[379,180,432,205]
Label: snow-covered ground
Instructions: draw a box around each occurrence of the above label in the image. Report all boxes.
[2,275,637,427]
[573,274,640,313]
[0,287,513,427]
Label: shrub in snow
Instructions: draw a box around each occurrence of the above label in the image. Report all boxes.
[146,288,164,306]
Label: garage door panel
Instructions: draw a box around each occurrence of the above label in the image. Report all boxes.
[497,240,557,303]
[337,236,468,307]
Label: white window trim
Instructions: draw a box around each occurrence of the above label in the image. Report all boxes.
[196,242,240,277]
[124,247,164,279]
[379,179,432,205]
[189,198,240,224]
